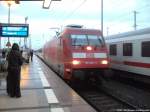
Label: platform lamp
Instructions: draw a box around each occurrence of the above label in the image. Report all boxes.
[6,1,12,48]
[43,0,61,9]
[15,0,20,4]
[6,0,19,48]
[101,0,103,37]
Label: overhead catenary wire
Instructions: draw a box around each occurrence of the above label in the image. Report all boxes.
[107,7,150,29]
[59,0,87,25]
[48,0,150,35]
[45,0,88,29]
[106,1,150,22]
[105,1,150,30]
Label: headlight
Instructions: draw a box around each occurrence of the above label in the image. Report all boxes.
[101,60,108,64]
[86,46,92,50]
[72,60,80,65]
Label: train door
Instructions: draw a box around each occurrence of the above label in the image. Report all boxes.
[57,36,64,77]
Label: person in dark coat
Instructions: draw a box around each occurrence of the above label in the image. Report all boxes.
[30,49,33,62]
[2,49,6,58]
[7,43,23,98]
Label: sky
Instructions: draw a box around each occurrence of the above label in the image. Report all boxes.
[0,0,150,50]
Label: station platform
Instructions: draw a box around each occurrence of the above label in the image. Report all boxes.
[0,55,97,112]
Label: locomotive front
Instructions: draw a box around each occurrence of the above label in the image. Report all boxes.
[63,28,109,80]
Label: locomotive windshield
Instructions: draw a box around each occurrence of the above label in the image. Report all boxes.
[71,34,103,46]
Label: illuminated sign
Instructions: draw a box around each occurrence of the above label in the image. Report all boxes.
[0,23,29,37]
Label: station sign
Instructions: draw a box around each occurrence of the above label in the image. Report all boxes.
[0,23,29,37]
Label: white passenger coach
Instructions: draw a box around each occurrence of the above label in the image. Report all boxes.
[105,28,150,77]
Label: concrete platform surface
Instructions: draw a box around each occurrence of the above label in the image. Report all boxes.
[0,55,97,112]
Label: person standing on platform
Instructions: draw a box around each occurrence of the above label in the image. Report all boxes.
[30,49,33,62]
[2,49,6,58]
[6,43,23,98]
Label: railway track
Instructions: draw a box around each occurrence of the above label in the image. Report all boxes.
[79,89,135,112]
[38,55,150,111]
[71,82,136,112]
[111,71,150,93]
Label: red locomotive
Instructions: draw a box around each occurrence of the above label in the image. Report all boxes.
[43,26,109,81]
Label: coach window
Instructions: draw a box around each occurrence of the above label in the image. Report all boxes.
[142,41,150,57]
[123,43,132,56]
[109,44,117,55]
